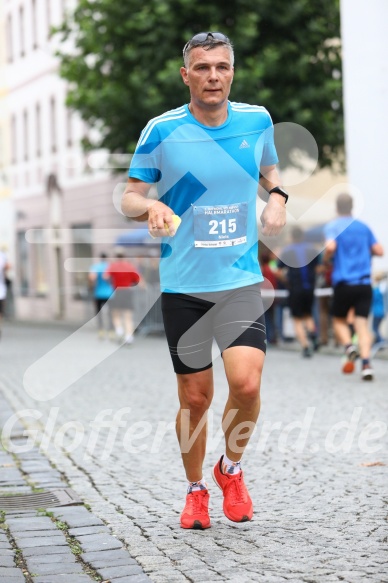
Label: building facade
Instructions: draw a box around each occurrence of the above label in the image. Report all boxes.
[0,0,13,268]
[340,0,388,272]
[2,0,132,322]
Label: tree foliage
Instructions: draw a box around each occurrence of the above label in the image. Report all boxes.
[56,0,343,168]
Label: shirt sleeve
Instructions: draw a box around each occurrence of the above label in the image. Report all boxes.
[367,226,378,247]
[261,111,279,166]
[128,263,141,286]
[324,221,337,241]
[128,121,162,184]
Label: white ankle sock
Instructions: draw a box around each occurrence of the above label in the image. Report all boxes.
[222,454,241,475]
[187,477,207,493]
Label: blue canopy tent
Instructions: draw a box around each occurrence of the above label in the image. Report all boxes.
[115,227,160,256]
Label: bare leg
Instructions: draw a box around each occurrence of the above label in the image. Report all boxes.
[293,317,309,348]
[123,309,134,337]
[347,308,356,338]
[319,297,330,344]
[305,315,316,335]
[221,346,264,462]
[111,309,123,335]
[354,316,372,360]
[176,369,214,482]
[333,317,352,346]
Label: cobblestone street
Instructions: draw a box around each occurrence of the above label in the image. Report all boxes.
[0,323,387,582]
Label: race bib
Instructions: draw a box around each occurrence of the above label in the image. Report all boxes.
[193,203,248,248]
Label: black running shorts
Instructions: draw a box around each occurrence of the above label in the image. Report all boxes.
[161,283,267,374]
[332,283,372,319]
[288,288,315,318]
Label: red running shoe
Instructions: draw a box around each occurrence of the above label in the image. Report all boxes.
[342,344,358,374]
[212,457,253,522]
[180,489,210,529]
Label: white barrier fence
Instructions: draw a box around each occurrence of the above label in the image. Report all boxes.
[130,284,387,358]
[131,285,334,337]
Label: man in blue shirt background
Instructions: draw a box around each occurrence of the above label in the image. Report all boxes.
[324,193,384,380]
[89,252,114,339]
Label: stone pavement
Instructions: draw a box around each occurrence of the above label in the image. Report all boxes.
[0,392,151,582]
[0,322,387,583]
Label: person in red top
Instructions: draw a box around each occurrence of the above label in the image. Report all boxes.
[104,248,141,344]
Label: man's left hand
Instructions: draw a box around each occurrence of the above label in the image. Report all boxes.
[260,193,287,236]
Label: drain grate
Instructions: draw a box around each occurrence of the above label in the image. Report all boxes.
[0,488,82,510]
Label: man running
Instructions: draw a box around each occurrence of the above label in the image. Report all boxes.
[324,193,384,380]
[278,226,319,357]
[122,32,287,528]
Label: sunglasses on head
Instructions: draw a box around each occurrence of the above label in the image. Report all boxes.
[183,32,231,55]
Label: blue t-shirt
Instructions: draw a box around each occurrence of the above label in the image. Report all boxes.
[128,101,278,293]
[324,217,377,286]
[278,242,319,291]
[90,261,114,299]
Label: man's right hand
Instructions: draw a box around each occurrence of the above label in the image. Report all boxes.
[148,201,177,237]
[121,177,177,236]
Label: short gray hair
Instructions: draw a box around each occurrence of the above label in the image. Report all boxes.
[336,193,353,215]
[183,32,234,68]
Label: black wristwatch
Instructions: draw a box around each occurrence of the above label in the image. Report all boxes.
[269,186,289,204]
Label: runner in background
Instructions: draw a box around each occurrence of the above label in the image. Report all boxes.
[104,248,141,345]
[88,252,114,339]
[278,227,319,357]
[324,193,384,380]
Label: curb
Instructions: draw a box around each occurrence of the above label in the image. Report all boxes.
[0,392,151,583]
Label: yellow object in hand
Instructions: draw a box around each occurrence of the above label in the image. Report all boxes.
[149,215,181,238]
[165,214,182,236]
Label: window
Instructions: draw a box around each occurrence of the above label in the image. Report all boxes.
[66,109,72,147]
[36,103,41,157]
[19,6,25,57]
[17,229,48,297]
[46,0,51,38]
[6,14,13,62]
[17,231,30,296]
[32,0,38,49]
[61,0,66,18]
[71,224,93,299]
[23,109,29,161]
[50,97,56,152]
[11,115,17,164]
[31,229,49,295]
